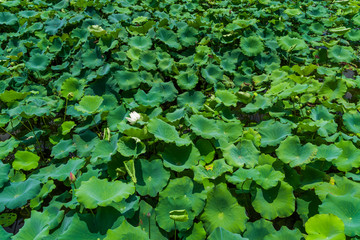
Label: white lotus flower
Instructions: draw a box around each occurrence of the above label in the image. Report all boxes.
[126,111,141,124]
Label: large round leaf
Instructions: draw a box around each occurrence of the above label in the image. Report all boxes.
[240,36,264,56]
[223,140,259,168]
[252,181,295,220]
[257,120,292,147]
[328,45,355,63]
[264,226,303,240]
[0,178,41,209]
[208,227,248,240]
[161,143,200,172]
[12,151,40,171]
[75,95,104,114]
[305,214,345,240]
[105,220,149,240]
[129,36,152,50]
[75,177,135,209]
[135,159,170,197]
[333,140,360,171]
[112,71,142,91]
[319,194,360,236]
[201,183,248,234]
[276,136,317,167]
[26,54,50,71]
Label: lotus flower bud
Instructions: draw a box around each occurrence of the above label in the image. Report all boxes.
[126,111,141,124]
[69,172,76,183]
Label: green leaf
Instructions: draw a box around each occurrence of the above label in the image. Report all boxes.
[176,70,199,90]
[223,140,259,168]
[26,54,50,71]
[201,64,223,84]
[254,164,285,190]
[50,139,76,159]
[333,140,360,171]
[178,26,198,47]
[156,196,195,232]
[75,95,104,114]
[201,183,248,233]
[75,176,135,209]
[252,181,295,220]
[135,159,170,197]
[161,143,200,172]
[328,45,355,63]
[117,137,146,157]
[242,95,272,113]
[189,115,220,139]
[0,90,29,104]
[257,120,292,147]
[112,71,142,91]
[264,226,303,240]
[215,90,237,107]
[277,36,307,51]
[243,219,276,240]
[45,17,66,35]
[12,211,50,240]
[305,214,345,240]
[0,178,41,209]
[60,121,76,135]
[157,28,181,49]
[148,118,189,145]
[240,36,264,56]
[0,162,10,188]
[177,91,206,109]
[60,78,85,100]
[0,137,19,159]
[105,220,149,240]
[129,36,152,50]
[319,195,360,236]
[0,12,18,25]
[0,213,17,227]
[12,150,40,171]
[343,111,360,134]
[192,159,232,182]
[208,227,249,240]
[276,136,317,167]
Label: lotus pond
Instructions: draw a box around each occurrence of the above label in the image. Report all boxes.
[1,0,360,239]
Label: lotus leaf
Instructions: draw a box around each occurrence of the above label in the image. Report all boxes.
[254,164,285,189]
[12,211,50,240]
[139,200,168,240]
[345,29,360,41]
[208,227,248,240]
[252,181,295,220]
[60,78,85,100]
[148,118,187,145]
[75,95,103,114]
[50,139,76,159]
[177,91,206,109]
[242,94,272,113]
[276,136,317,167]
[157,28,181,49]
[135,159,170,197]
[26,54,50,71]
[328,45,355,63]
[0,90,29,104]
[0,178,41,209]
[56,213,103,240]
[176,70,199,90]
[264,226,303,240]
[223,139,259,168]
[75,176,135,209]
[315,175,360,201]
[45,17,66,35]
[257,120,292,147]
[0,162,10,188]
[343,111,360,134]
[60,121,76,135]
[0,12,18,25]
[0,213,16,227]
[201,64,223,84]
[156,196,195,232]
[305,214,345,240]
[129,36,152,50]
[333,140,360,171]
[190,115,220,139]
[12,150,40,171]
[31,158,85,182]
[240,36,264,56]
[192,159,232,182]
[178,26,197,47]
[277,36,307,51]
[105,219,148,240]
[139,51,157,70]
[81,48,104,69]
[243,219,276,240]
[0,227,12,239]
[117,137,146,157]
[201,183,248,233]
[161,143,200,172]
[319,195,360,236]
[215,90,237,107]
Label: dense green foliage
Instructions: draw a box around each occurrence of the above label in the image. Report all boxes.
[1,0,360,239]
